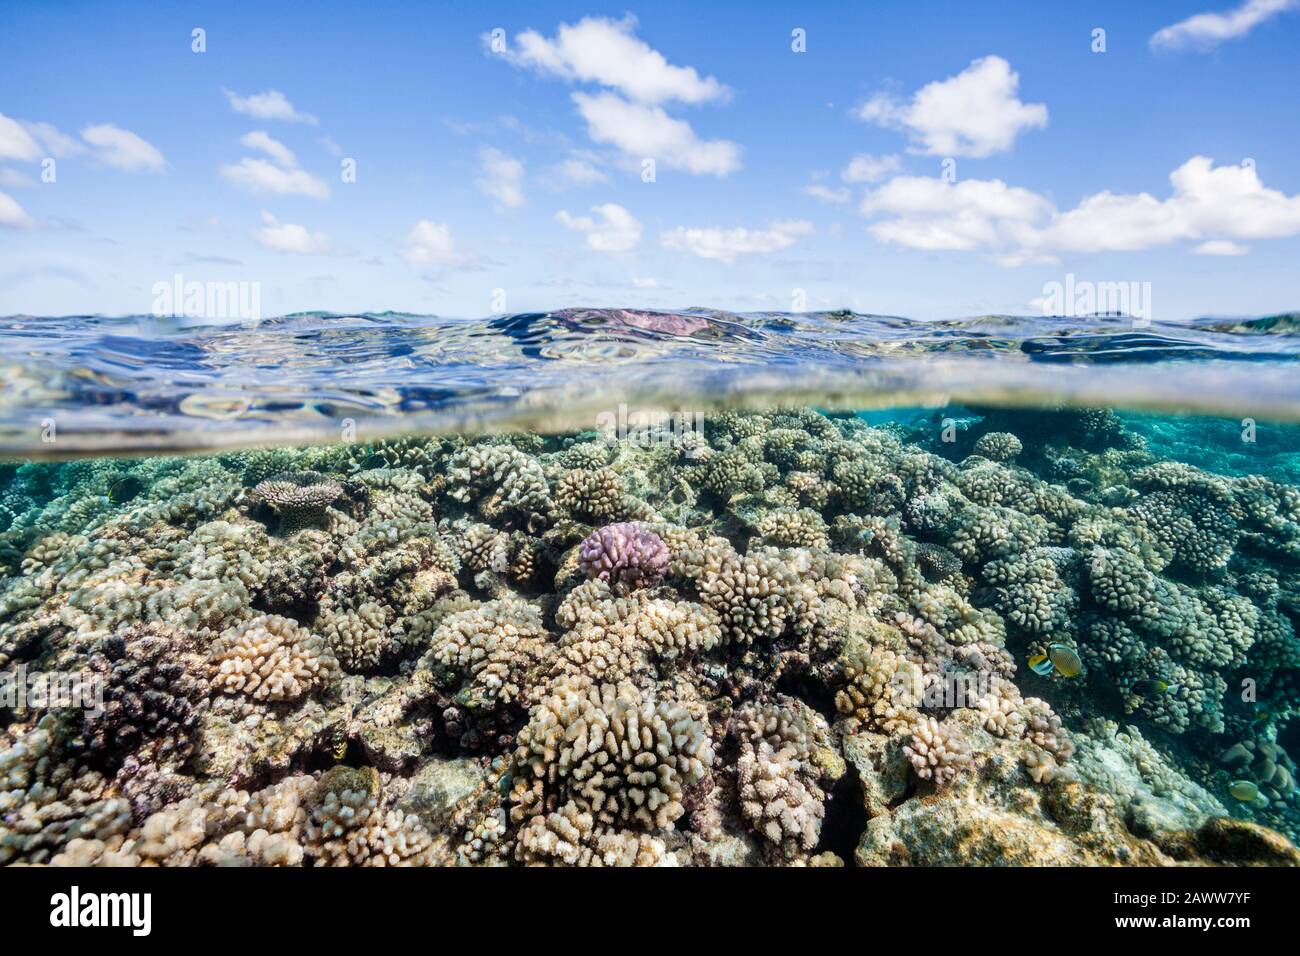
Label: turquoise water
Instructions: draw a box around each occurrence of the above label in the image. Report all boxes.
[2,311,1299,866]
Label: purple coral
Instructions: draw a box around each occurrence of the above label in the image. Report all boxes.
[578,522,670,590]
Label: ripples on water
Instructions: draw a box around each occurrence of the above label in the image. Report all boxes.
[1,309,1299,455]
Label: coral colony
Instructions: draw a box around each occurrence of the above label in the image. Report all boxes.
[1,405,1298,866]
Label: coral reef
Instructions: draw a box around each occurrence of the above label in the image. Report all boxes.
[2,404,1299,867]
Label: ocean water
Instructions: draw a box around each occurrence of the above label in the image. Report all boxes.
[2,310,1299,867]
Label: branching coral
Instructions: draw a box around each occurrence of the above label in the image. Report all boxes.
[427,600,551,713]
[835,642,923,734]
[1220,740,1296,806]
[554,579,721,682]
[695,546,819,646]
[303,766,436,866]
[316,600,397,672]
[253,472,345,533]
[986,551,1077,635]
[753,508,829,549]
[577,522,669,590]
[69,622,209,768]
[903,716,971,786]
[514,800,676,866]
[210,614,340,703]
[0,717,123,865]
[973,431,1023,462]
[508,676,712,831]
[735,699,829,858]
[555,467,624,522]
[447,444,553,527]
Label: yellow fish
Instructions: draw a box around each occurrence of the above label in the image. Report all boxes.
[1028,653,1054,676]
[1028,643,1081,678]
[1132,678,1180,697]
[1047,643,1082,678]
[1228,780,1260,803]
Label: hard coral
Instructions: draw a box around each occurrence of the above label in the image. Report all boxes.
[210,614,340,703]
[577,522,669,591]
[509,676,712,831]
[253,472,344,533]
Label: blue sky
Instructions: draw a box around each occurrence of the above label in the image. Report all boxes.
[1,0,1298,321]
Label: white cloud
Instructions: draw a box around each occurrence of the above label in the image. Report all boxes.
[24,121,84,158]
[1194,239,1250,256]
[403,219,459,265]
[254,211,332,254]
[496,17,739,177]
[859,156,1300,262]
[855,56,1047,158]
[543,156,610,188]
[0,168,34,188]
[241,131,297,168]
[1151,0,1297,51]
[222,128,328,198]
[802,184,851,204]
[842,153,902,183]
[503,16,728,105]
[661,220,813,263]
[80,123,167,172]
[556,202,642,253]
[476,147,526,210]
[220,157,329,198]
[631,276,658,288]
[0,190,35,228]
[224,89,318,125]
[0,113,41,161]
[574,92,740,176]
[1038,157,1300,253]
[860,175,1053,254]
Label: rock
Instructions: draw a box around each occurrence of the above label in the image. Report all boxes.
[856,737,1172,865]
[1155,815,1300,866]
[396,755,487,831]
[686,828,766,867]
[193,704,337,787]
[855,814,910,866]
[1127,793,1194,838]
[357,725,424,772]
[842,731,910,818]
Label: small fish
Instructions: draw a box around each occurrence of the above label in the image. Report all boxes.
[1028,643,1082,678]
[1027,653,1054,677]
[1047,643,1082,678]
[1132,678,1179,697]
[1228,780,1260,803]
[108,476,143,504]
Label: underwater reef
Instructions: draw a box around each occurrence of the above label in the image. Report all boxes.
[1,405,1299,867]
